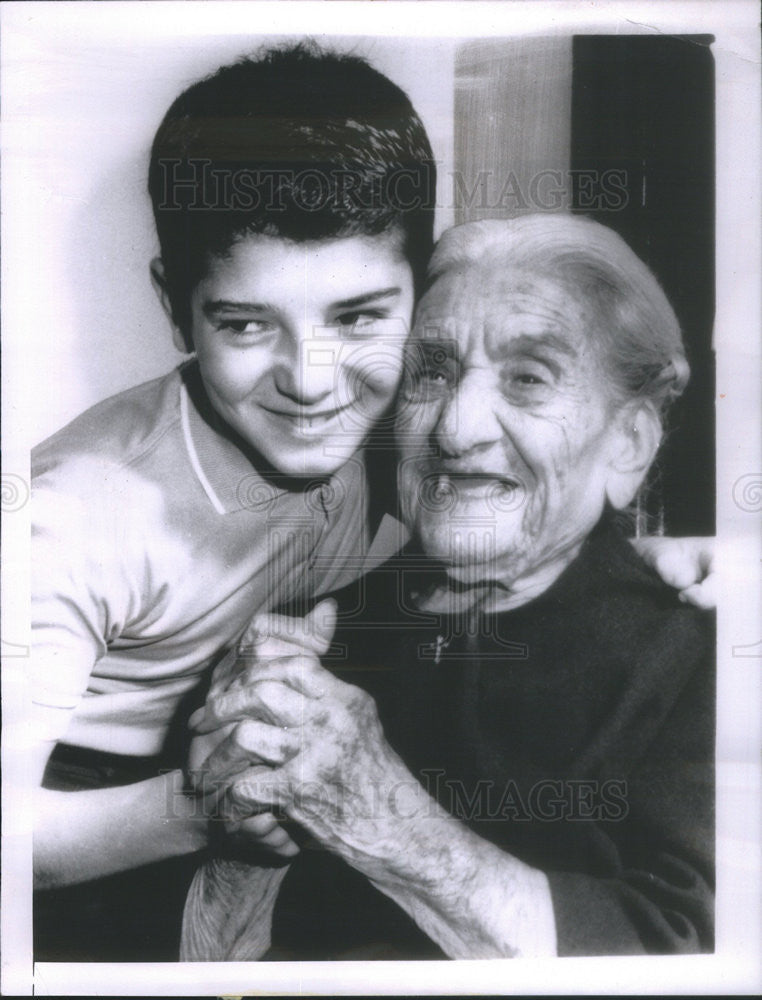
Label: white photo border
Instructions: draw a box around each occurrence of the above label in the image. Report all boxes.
[1,1,760,995]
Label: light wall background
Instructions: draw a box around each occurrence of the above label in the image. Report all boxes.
[4,20,715,536]
[4,26,456,444]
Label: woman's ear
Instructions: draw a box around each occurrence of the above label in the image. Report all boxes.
[150,258,191,353]
[604,402,662,510]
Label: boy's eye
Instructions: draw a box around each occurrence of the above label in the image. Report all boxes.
[334,311,384,336]
[218,318,275,337]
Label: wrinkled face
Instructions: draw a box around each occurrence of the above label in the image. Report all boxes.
[188,231,414,477]
[396,264,623,586]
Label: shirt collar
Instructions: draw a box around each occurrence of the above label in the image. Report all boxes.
[362,513,411,572]
[179,361,295,515]
[177,363,407,542]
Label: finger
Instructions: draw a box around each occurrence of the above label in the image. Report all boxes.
[227,810,281,836]
[697,541,715,578]
[630,536,658,560]
[632,537,696,590]
[304,598,338,651]
[241,654,331,697]
[255,828,301,857]
[192,656,329,732]
[204,636,306,704]
[241,679,306,726]
[225,766,292,814]
[216,766,272,822]
[194,674,309,733]
[188,644,289,731]
[191,661,309,732]
[679,577,717,610]
[241,599,338,657]
[658,559,697,590]
[195,719,299,787]
[226,814,300,857]
[238,633,314,660]
[199,600,339,727]
[190,775,229,812]
[208,645,241,690]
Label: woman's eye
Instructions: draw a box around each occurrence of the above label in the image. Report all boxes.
[502,364,554,404]
[514,372,546,386]
[421,363,454,387]
[401,346,458,400]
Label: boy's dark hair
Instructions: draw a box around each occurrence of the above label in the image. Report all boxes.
[148,42,436,332]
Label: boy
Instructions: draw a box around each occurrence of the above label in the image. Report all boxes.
[32,42,712,960]
[32,43,434,959]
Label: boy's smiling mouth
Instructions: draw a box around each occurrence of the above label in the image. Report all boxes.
[261,401,356,433]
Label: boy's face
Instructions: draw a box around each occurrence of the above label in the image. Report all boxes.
[184,231,414,477]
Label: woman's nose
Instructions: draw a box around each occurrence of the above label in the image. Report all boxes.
[434,375,503,458]
[274,323,336,404]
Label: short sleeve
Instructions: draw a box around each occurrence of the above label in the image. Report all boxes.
[31,456,135,744]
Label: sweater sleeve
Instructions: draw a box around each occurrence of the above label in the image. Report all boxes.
[547,631,715,955]
[180,857,289,960]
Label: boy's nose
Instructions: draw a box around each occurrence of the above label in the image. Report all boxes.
[274,324,336,405]
[434,375,503,459]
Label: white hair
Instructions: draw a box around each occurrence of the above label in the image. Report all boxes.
[427,214,689,419]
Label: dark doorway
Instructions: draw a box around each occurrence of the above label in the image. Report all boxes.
[571,35,715,535]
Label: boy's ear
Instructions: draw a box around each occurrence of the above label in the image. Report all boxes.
[604,402,662,510]
[150,258,191,353]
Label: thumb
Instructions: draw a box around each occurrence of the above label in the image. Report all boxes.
[304,598,338,654]
[238,599,338,658]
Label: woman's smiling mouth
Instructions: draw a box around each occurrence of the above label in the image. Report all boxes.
[420,471,525,505]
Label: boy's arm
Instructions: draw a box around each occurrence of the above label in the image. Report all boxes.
[30,473,212,888]
[631,535,716,608]
[32,740,208,889]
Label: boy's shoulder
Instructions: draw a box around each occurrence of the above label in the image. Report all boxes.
[33,365,186,479]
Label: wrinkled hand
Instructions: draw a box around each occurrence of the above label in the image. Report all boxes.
[187,720,298,858]
[188,611,420,877]
[190,600,338,735]
[632,535,716,609]
[186,601,340,858]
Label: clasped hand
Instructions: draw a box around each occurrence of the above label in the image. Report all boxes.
[187,599,415,868]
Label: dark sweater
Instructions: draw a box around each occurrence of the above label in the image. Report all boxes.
[269,517,715,958]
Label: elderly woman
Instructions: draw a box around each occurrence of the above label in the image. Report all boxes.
[183,214,714,958]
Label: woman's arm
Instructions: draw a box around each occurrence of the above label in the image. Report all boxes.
[315,769,557,959]
[190,652,557,958]
[191,606,713,958]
